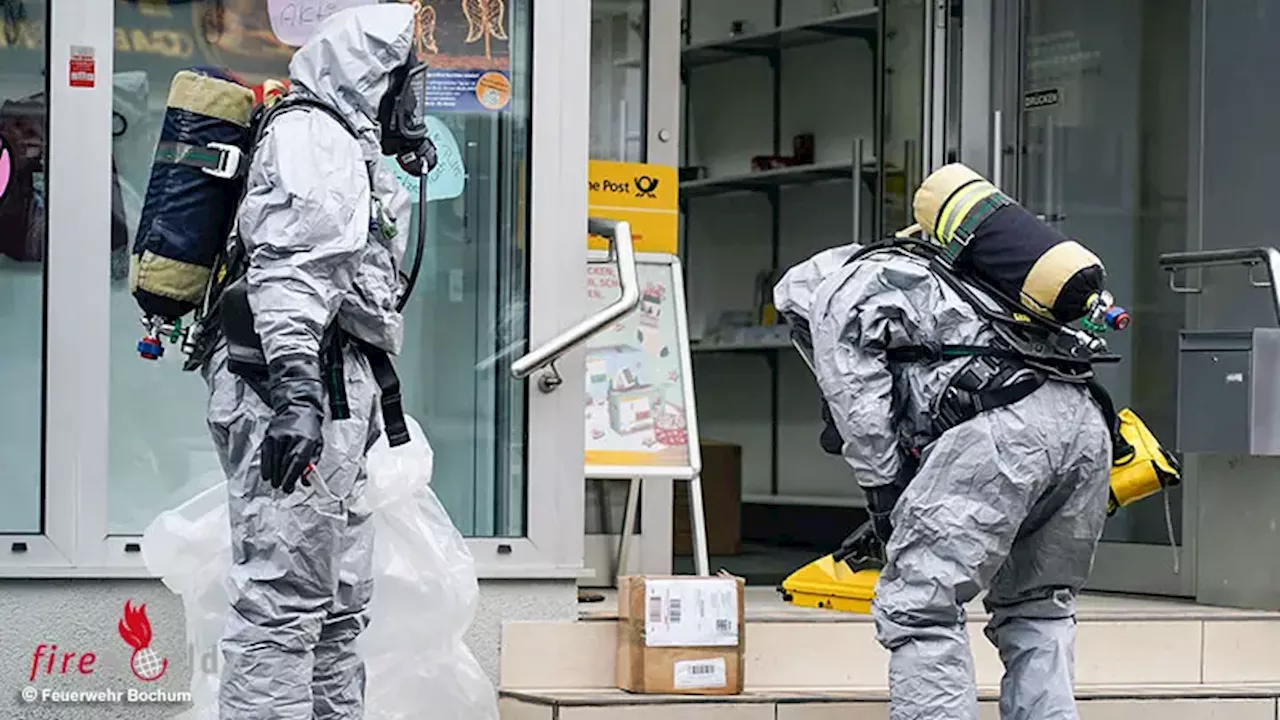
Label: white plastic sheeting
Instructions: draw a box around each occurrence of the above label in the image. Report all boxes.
[142,415,498,719]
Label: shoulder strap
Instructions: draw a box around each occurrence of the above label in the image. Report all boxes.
[841,236,1102,374]
[886,344,1022,363]
[257,95,359,142]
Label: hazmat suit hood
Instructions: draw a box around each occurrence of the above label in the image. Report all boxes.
[288,4,417,158]
[773,242,864,324]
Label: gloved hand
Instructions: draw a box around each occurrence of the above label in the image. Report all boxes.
[260,354,325,494]
[819,400,844,455]
[864,485,901,547]
[834,519,885,569]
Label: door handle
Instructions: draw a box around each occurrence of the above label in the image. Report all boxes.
[511,218,640,392]
[992,110,1003,188]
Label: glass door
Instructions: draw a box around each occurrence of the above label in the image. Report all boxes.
[994,0,1194,596]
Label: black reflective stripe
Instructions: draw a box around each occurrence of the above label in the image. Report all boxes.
[323,336,351,421]
[153,141,225,171]
[886,344,1020,363]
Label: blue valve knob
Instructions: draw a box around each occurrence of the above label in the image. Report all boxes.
[137,337,164,360]
[1104,306,1130,331]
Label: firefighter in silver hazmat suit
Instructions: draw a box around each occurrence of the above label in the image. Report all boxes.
[201,6,414,718]
[774,243,1112,720]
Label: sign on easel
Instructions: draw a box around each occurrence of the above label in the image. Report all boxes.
[582,252,701,481]
[583,160,707,578]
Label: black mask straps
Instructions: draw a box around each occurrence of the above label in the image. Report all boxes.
[377,59,434,176]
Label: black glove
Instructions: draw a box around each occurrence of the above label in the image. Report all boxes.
[864,485,901,547]
[833,519,885,570]
[819,400,844,455]
[260,354,325,494]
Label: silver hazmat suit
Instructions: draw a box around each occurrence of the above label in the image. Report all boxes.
[775,244,1112,720]
[202,6,413,719]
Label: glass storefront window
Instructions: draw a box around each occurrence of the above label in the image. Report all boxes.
[108,0,292,534]
[881,0,926,235]
[0,0,49,534]
[590,0,647,162]
[398,2,533,537]
[109,0,533,537]
[1016,0,1188,545]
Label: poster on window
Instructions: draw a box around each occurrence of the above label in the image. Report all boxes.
[405,0,513,113]
[267,0,375,47]
[583,253,699,478]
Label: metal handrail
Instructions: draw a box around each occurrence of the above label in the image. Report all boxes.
[1158,247,1280,325]
[511,218,640,380]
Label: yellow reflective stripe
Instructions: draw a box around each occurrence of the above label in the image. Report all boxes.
[937,180,997,244]
[1020,240,1101,317]
[134,250,211,304]
[167,71,255,127]
[128,253,141,294]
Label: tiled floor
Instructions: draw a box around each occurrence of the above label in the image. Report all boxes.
[502,689,1280,720]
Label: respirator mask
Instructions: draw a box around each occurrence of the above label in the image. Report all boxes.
[378,58,436,177]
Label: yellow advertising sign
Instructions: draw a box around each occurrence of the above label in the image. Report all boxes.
[587,160,678,254]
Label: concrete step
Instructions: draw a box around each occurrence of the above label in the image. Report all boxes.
[499,686,1280,720]
[499,589,1280,693]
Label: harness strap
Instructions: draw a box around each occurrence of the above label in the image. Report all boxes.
[1085,376,1129,462]
[886,343,1022,364]
[932,374,1045,436]
[352,339,410,448]
[322,336,351,421]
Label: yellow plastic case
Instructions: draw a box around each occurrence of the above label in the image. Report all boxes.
[779,555,880,615]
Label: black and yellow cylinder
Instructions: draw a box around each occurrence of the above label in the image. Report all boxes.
[130,68,257,322]
[909,163,1107,324]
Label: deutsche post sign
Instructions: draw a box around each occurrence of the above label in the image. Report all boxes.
[587,160,678,255]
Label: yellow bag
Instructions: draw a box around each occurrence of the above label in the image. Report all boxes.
[1108,408,1181,515]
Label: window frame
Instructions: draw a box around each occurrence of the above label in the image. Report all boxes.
[0,0,591,581]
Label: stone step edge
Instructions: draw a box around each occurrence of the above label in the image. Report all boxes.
[502,684,1280,708]
[579,610,1280,624]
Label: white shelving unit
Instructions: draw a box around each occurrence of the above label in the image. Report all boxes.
[681,0,886,507]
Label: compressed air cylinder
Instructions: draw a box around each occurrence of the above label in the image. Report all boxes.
[911,163,1107,323]
[129,67,255,322]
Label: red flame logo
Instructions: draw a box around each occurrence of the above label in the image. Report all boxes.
[118,601,168,682]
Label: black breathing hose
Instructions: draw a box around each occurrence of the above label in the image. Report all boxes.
[395,169,427,312]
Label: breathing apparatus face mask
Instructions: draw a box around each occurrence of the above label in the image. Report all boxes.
[378,59,436,177]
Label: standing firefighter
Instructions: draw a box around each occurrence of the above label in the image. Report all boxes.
[775,164,1133,720]
[130,4,436,718]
